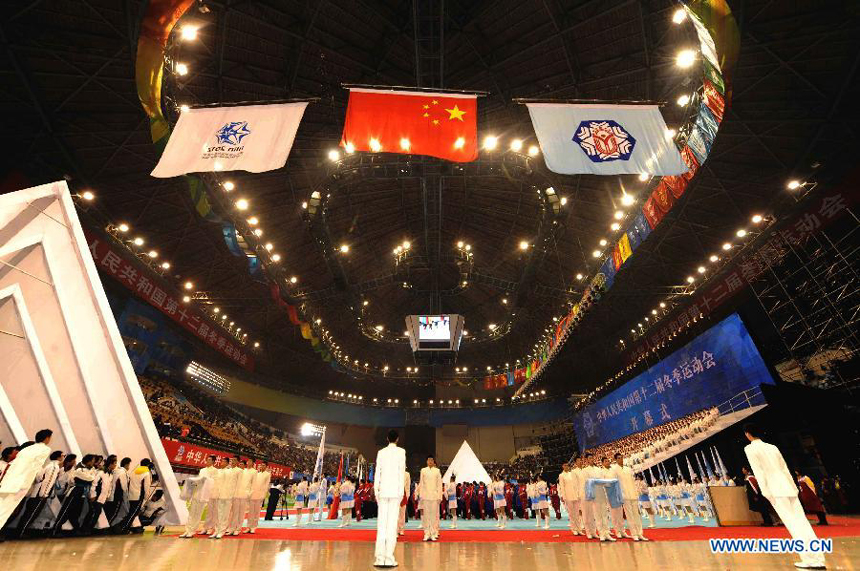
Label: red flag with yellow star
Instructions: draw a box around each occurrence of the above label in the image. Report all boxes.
[340,88,478,162]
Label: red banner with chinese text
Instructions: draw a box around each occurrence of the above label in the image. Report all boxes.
[160,437,291,479]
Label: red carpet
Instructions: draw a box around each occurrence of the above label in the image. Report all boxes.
[183,516,860,543]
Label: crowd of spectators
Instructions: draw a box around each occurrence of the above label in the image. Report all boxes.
[584,407,720,469]
[140,376,345,474]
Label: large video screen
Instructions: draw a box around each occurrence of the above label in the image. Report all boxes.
[418,315,451,341]
[572,313,774,451]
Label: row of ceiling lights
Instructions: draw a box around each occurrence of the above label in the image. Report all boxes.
[327,390,548,406]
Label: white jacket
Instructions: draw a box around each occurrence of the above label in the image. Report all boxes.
[558,470,579,501]
[374,443,406,500]
[744,439,799,499]
[418,466,442,502]
[251,470,272,500]
[611,464,638,500]
[0,442,51,494]
[236,467,256,499]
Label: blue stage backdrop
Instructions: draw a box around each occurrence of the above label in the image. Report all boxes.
[573,313,774,451]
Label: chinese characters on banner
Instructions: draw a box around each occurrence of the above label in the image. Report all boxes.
[84,230,254,370]
[625,190,852,366]
[160,438,291,478]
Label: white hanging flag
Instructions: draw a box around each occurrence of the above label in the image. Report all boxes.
[151,102,308,178]
[526,103,688,176]
[312,429,326,481]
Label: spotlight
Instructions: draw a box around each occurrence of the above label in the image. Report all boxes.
[519,240,529,251]
[638,173,649,182]
[611,222,621,231]
[235,198,249,210]
[81,190,95,201]
[117,223,129,233]
[369,138,382,152]
[709,255,719,262]
[374,325,384,331]
[666,128,677,138]
[180,25,198,40]
[175,62,189,76]
[265,243,273,251]
[510,139,523,152]
[528,145,539,156]
[454,137,465,149]
[344,142,355,154]
[182,295,191,303]
[399,138,411,151]
[290,276,298,284]
[133,237,144,246]
[751,214,763,224]
[736,229,747,238]
[560,196,568,206]
[488,323,497,330]
[687,276,695,283]
[161,261,170,269]
[483,135,498,150]
[339,244,350,253]
[675,49,696,68]
[254,342,260,348]
[651,309,657,315]
[254,228,263,237]
[363,300,369,306]
[184,281,194,290]
[592,250,602,258]
[787,180,803,190]
[677,94,690,106]
[614,210,624,220]
[402,240,411,250]
[179,104,190,113]
[599,239,607,247]
[576,273,583,280]
[247,216,258,226]
[672,8,687,24]
[660,302,666,308]
[328,149,341,161]
[621,193,635,206]
[697,266,706,273]
[223,181,234,191]
[272,254,281,262]
[722,242,732,250]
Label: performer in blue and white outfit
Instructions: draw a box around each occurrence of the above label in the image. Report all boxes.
[292,477,308,527]
[692,476,712,522]
[338,477,355,527]
[678,478,697,523]
[534,475,550,530]
[446,475,458,529]
[635,475,657,527]
[492,474,507,529]
[306,478,321,524]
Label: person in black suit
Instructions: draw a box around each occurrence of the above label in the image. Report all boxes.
[742,466,773,526]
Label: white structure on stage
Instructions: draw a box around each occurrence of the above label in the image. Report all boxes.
[442,441,492,484]
[0,181,186,524]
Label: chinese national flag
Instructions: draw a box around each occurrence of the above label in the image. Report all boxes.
[341,88,478,162]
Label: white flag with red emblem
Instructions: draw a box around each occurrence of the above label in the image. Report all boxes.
[526,103,688,176]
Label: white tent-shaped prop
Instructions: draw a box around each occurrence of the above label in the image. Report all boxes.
[442,441,492,485]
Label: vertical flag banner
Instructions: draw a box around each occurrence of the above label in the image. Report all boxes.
[526,103,687,175]
[313,429,326,482]
[340,88,478,162]
[152,102,309,177]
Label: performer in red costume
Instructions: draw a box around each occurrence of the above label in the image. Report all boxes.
[550,482,562,519]
[504,480,514,519]
[463,483,473,520]
[354,480,366,522]
[477,482,487,520]
[518,479,530,519]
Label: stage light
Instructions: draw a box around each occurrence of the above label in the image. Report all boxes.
[465,244,471,251]
[265,243,273,251]
[413,399,418,404]
[182,295,191,303]
[456,240,464,248]
[223,181,234,191]
[659,302,666,309]
[677,94,690,107]
[344,142,355,154]
[178,104,191,114]
[454,137,465,149]
[672,7,687,24]
[614,210,624,220]
[528,145,540,156]
[687,276,695,283]
[519,240,529,251]
[221,315,227,320]
[180,25,198,40]
[247,216,258,226]
[474,398,479,404]
[576,273,583,280]
[541,390,546,395]
[363,300,369,306]
[611,222,621,231]
[328,149,340,162]
[399,138,411,151]
[463,367,468,372]
[676,49,696,68]
[592,250,602,258]
[510,138,523,151]
[698,266,706,273]
[272,254,281,262]
[709,255,719,262]
[483,135,498,150]
[402,240,410,250]
[404,331,409,336]
[752,214,763,224]
[736,228,747,238]
[161,261,170,269]
[374,325,384,331]
[184,281,194,290]
[406,367,412,372]
[117,223,129,233]
[599,239,607,247]
[81,190,95,201]
[383,365,389,371]
[666,128,677,138]
[560,196,568,206]
[369,138,382,152]
[289,276,297,283]
[235,198,249,210]
[176,62,189,76]
[340,244,350,253]
[254,342,260,348]
[621,192,635,206]
[652,309,657,315]
[302,201,308,209]
[722,242,732,250]
[488,323,497,330]
[787,179,802,190]
[638,173,649,182]
[133,237,144,246]
[254,228,262,237]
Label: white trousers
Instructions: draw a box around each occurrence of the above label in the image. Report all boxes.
[230,498,248,531]
[247,497,264,530]
[610,500,643,537]
[375,498,401,566]
[203,499,217,531]
[564,499,582,530]
[769,496,826,567]
[420,499,439,538]
[184,498,207,535]
[398,503,406,532]
[0,489,28,530]
[581,499,596,536]
[214,498,232,535]
[592,490,610,538]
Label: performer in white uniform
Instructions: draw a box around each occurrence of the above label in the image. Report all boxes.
[491,473,507,528]
[445,474,458,529]
[579,454,599,539]
[246,462,271,533]
[592,457,615,542]
[292,477,308,527]
[534,475,550,529]
[398,471,411,536]
[610,453,648,541]
[418,455,442,541]
[306,477,321,524]
[338,477,355,527]
[0,430,53,532]
[743,423,826,570]
[635,475,657,527]
[179,455,216,538]
[373,430,406,568]
[230,459,256,534]
[203,457,223,535]
[210,457,235,539]
[558,462,582,535]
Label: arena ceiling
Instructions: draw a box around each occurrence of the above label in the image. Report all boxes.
[1,0,858,399]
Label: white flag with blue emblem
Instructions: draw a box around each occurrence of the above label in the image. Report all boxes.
[526,103,687,176]
[151,102,308,178]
